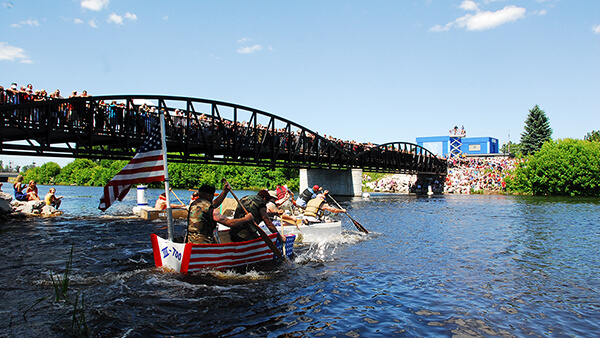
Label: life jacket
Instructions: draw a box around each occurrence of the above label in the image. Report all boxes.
[299,188,314,203]
[276,186,287,200]
[304,198,324,218]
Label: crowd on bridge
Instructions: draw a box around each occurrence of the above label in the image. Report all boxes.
[2,82,443,166]
[0,82,90,105]
[444,156,520,194]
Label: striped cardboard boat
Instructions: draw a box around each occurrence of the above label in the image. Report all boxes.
[151,233,295,273]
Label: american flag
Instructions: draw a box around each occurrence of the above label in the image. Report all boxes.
[98,124,166,211]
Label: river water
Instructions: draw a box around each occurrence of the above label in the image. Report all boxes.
[1,185,599,337]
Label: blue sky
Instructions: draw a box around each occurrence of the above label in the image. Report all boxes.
[1,0,599,168]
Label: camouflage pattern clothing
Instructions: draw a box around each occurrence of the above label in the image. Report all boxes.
[186,198,217,244]
[230,195,265,242]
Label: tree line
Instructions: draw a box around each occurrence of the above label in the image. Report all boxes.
[502,105,600,196]
[20,159,300,192]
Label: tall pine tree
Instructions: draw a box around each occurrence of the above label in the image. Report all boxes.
[520,105,552,156]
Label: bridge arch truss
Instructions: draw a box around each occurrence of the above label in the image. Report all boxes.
[0,95,446,175]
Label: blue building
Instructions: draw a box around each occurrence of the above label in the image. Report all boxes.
[416,135,499,157]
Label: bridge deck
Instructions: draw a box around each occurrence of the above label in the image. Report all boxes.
[0,94,447,175]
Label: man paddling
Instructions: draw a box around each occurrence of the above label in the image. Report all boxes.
[296,185,327,209]
[231,190,285,243]
[186,183,253,244]
[302,194,346,225]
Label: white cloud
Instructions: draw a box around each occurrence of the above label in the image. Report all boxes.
[124,12,137,21]
[89,18,98,28]
[460,0,479,11]
[593,24,600,35]
[0,42,32,63]
[74,18,84,24]
[456,5,526,31]
[10,19,40,28]
[107,12,137,25]
[81,0,109,11]
[430,2,526,32]
[238,38,253,44]
[107,13,123,25]
[237,44,262,54]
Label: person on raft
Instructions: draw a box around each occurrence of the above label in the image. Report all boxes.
[230,189,286,243]
[296,184,327,209]
[186,183,253,244]
[154,192,186,210]
[302,194,346,225]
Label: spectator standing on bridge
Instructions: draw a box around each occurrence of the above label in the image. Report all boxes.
[296,185,327,209]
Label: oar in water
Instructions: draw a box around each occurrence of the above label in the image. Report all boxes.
[221,179,286,260]
[327,194,369,234]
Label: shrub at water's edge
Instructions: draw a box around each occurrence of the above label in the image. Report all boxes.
[21,159,299,191]
[506,139,600,196]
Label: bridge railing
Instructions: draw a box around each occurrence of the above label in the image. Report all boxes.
[0,94,446,174]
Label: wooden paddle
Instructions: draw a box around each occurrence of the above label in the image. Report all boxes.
[169,188,188,209]
[327,195,369,234]
[221,179,286,260]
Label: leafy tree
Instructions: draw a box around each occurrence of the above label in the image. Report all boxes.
[39,162,61,184]
[21,163,37,173]
[500,141,523,157]
[506,138,600,196]
[520,105,552,156]
[584,130,600,142]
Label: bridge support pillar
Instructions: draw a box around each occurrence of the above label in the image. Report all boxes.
[299,168,363,197]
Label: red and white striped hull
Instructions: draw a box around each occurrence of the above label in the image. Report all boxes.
[151,233,295,273]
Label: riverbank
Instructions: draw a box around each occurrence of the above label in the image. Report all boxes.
[364,156,520,195]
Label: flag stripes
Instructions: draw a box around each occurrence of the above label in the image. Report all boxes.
[99,124,166,211]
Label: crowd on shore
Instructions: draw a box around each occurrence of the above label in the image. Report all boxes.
[444,156,520,194]
[363,156,521,194]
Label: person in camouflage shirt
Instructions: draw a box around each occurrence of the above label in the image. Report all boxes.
[186,182,253,244]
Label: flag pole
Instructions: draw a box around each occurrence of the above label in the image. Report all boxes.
[159,112,174,241]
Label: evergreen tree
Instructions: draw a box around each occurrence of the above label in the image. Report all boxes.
[584,130,600,142]
[520,105,552,156]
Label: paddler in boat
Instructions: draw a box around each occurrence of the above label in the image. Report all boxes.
[155,192,186,210]
[230,189,286,243]
[275,183,295,214]
[266,191,298,226]
[295,184,326,209]
[302,193,346,225]
[186,183,254,244]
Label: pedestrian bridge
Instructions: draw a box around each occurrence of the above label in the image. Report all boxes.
[0,95,446,194]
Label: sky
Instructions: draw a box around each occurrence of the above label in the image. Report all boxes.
[1,0,599,168]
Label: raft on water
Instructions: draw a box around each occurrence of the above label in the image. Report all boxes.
[139,207,188,220]
[151,233,295,273]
